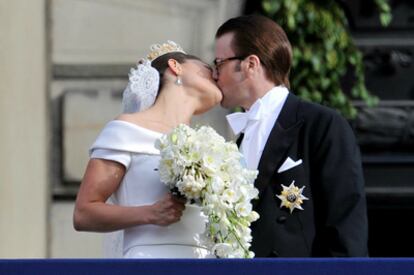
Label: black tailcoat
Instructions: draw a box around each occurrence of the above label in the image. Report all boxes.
[249,93,368,257]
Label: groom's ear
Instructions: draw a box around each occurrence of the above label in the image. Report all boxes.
[167,59,182,75]
[241,54,261,77]
[244,55,261,76]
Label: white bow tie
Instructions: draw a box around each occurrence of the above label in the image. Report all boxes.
[226,100,265,135]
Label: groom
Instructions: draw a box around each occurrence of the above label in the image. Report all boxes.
[213,15,368,257]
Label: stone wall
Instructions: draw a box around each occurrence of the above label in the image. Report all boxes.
[0,0,48,257]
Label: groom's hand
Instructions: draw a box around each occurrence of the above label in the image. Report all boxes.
[150,193,186,226]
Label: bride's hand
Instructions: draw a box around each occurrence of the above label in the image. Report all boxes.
[150,193,186,226]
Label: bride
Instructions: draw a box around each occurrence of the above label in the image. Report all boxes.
[73,41,222,258]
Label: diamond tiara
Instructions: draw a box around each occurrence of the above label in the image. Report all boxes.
[146,40,186,62]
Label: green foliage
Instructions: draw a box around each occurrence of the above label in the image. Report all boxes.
[261,0,392,118]
[375,0,392,25]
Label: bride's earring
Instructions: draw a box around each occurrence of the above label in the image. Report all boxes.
[175,76,182,86]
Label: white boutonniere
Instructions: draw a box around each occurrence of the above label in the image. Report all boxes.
[276,180,308,213]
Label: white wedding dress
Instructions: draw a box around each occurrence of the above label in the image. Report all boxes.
[90,120,213,258]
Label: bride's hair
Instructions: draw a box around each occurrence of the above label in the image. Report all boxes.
[151,52,201,93]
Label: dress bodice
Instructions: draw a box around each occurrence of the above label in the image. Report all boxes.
[90,120,210,258]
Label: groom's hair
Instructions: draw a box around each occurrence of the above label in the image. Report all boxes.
[151,52,201,94]
[216,15,292,88]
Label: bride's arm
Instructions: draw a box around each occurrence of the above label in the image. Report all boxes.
[73,158,185,232]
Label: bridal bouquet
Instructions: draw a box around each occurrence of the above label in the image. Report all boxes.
[155,124,259,258]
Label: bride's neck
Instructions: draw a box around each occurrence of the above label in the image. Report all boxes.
[147,93,195,128]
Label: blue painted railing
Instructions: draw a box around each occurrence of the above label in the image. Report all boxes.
[1,258,414,275]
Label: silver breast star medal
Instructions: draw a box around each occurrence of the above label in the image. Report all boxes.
[276,180,309,213]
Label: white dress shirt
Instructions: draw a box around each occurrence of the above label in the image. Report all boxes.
[226,86,289,170]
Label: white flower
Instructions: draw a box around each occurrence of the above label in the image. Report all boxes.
[235,201,253,217]
[212,243,233,258]
[211,177,225,194]
[222,189,240,204]
[156,124,260,258]
[248,211,260,223]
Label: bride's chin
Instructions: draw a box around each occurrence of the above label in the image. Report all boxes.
[210,94,222,109]
[217,93,223,104]
[213,89,223,105]
[195,101,217,115]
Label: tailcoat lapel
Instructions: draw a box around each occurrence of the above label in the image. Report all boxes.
[236,133,244,147]
[253,94,304,206]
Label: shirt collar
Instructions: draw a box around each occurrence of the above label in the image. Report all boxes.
[226,86,289,135]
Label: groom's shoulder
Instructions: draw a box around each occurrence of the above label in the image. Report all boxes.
[292,94,347,127]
